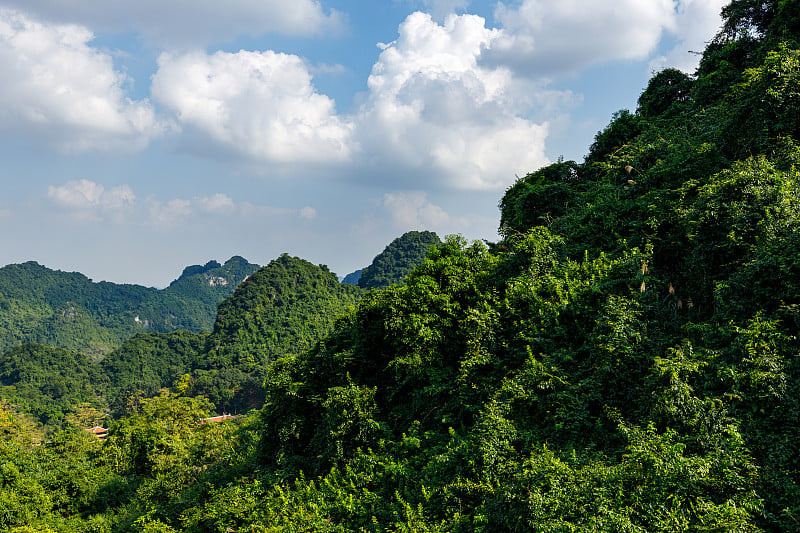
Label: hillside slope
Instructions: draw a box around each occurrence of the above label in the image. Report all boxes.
[0,257,259,356]
[0,257,363,422]
[194,254,364,411]
[358,230,441,289]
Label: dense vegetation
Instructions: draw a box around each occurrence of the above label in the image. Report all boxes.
[100,331,208,415]
[358,231,441,289]
[0,344,104,427]
[1,1,800,530]
[191,255,364,412]
[0,256,366,427]
[0,257,259,357]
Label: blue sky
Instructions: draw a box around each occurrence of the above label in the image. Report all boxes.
[0,0,726,287]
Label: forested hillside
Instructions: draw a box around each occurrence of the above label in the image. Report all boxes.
[190,255,364,412]
[357,230,441,289]
[1,0,799,531]
[0,257,259,356]
[0,237,440,430]
[0,256,365,427]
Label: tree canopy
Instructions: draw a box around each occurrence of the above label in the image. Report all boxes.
[358,230,442,290]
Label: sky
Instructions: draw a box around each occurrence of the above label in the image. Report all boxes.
[0,0,728,287]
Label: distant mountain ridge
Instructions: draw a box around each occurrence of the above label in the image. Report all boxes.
[0,255,367,422]
[0,257,259,357]
[0,232,445,420]
[341,268,363,285]
[0,232,444,359]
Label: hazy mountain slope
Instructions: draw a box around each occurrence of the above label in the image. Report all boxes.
[340,268,363,285]
[0,257,258,356]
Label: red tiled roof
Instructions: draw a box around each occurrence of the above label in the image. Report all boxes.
[199,414,237,424]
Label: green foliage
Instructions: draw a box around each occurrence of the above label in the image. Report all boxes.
[107,390,213,477]
[721,0,779,40]
[585,109,643,165]
[358,231,442,290]
[100,331,207,415]
[723,44,800,158]
[637,68,694,118]
[0,257,258,357]
[161,256,259,332]
[198,255,363,412]
[0,344,104,428]
[499,160,582,235]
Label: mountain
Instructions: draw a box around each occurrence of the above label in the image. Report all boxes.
[340,268,363,285]
[99,331,208,414]
[0,257,259,357]
[159,256,260,331]
[0,233,441,422]
[193,254,364,411]
[3,3,800,529]
[0,256,365,424]
[357,230,441,289]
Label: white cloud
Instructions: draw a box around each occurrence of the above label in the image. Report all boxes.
[3,0,342,47]
[650,0,726,73]
[382,191,452,228]
[195,193,236,214]
[299,206,317,220]
[485,0,677,76]
[148,194,243,226]
[152,50,355,166]
[47,181,249,227]
[0,8,166,152]
[146,193,313,228]
[148,198,193,227]
[48,179,135,210]
[357,12,550,191]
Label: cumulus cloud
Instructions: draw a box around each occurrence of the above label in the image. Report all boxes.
[485,0,677,76]
[152,50,355,167]
[0,8,166,152]
[650,0,726,73]
[2,0,342,47]
[48,179,135,210]
[357,12,550,191]
[382,191,452,229]
[299,206,317,220]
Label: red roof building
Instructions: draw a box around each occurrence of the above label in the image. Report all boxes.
[85,426,108,440]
